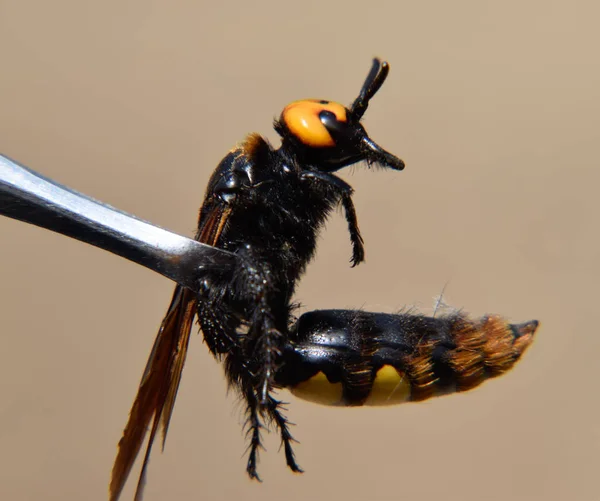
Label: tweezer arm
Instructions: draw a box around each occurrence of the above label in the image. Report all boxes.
[0,154,236,292]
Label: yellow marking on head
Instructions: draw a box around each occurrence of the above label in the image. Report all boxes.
[281,99,347,148]
[365,365,411,406]
[290,371,343,406]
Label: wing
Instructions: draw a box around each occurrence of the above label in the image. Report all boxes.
[109,200,232,501]
[109,285,195,501]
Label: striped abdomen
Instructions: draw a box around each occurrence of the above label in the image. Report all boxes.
[276,309,539,406]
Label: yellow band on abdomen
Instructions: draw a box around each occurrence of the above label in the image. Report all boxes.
[290,372,344,406]
[365,365,411,406]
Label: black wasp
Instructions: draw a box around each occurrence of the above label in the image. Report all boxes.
[109,59,539,501]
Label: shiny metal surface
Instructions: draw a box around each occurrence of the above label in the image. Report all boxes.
[0,154,236,292]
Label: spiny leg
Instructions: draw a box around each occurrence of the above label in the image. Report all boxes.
[267,395,303,473]
[300,170,365,266]
[235,247,285,406]
[243,386,265,481]
[197,302,238,355]
[251,311,284,406]
[340,192,365,266]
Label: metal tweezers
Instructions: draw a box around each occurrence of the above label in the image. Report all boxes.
[0,154,237,292]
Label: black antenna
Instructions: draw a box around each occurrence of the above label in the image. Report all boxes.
[350,58,390,120]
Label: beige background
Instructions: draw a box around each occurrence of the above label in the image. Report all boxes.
[0,1,598,500]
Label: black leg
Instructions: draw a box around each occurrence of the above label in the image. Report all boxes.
[267,396,303,473]
[300,170,365,266]
[250,308,283,405]
[243,386,264,481]
[340,192,365,266]
[234,247,285,406]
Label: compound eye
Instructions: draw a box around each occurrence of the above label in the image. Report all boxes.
[281,99,348,148]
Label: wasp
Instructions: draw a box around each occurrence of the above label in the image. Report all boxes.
[104,58,539,501]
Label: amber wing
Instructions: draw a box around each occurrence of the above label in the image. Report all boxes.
[109,201,231,501]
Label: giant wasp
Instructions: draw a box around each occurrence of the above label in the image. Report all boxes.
[0,59,539,501]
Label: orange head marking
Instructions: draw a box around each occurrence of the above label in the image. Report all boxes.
[280,99,348,148]
[274,59,405,172]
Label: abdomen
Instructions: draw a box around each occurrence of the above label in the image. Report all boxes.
[276,309,539,406]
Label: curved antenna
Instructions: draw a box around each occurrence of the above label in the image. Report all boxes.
[350,58,390,120]
[0,154,237,292]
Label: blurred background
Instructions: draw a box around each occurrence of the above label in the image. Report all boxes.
[0,1,598,500]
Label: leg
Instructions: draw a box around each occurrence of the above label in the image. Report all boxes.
[243,385,265,481]
[197,302,238,356]
[234,246,286,406]
[249,306,284,405]
[266,395,303,473]
[300,171,365,266]
[340,192,365,266]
